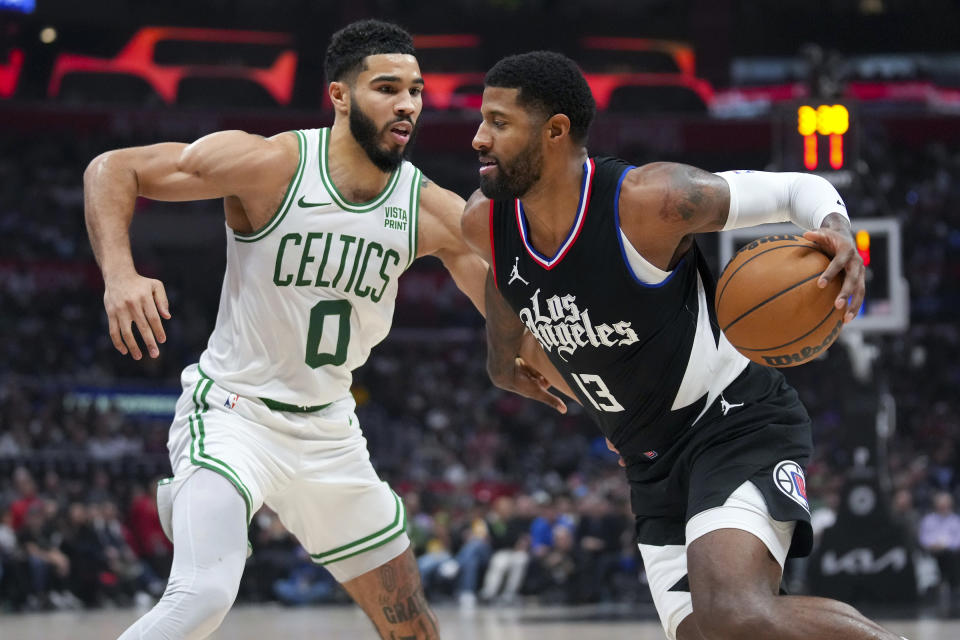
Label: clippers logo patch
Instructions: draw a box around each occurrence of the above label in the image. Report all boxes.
[774,460,809,512]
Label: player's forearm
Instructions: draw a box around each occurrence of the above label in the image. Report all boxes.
[84,150,139,280]
[439,249,487,318]
[484,269,525,387]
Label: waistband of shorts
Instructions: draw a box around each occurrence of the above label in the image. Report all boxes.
[258,397,333,413]
[193,364,335,414]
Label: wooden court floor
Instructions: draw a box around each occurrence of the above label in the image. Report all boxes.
[1,603,957,639]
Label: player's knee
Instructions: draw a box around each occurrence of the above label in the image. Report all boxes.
[188,576,237,632]
[163,571,238,635]
[691,590,774,639]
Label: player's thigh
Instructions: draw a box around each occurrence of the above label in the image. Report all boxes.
[166,365,291,521]
[685,481,794,625]
[267,413,408,583]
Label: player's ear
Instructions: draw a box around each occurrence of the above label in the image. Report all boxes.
[329,81,350,115]
[547,114,571,141]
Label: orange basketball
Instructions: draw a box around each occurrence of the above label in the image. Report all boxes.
[715,234,845,368]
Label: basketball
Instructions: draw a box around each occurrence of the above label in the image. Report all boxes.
[715,234,845,368]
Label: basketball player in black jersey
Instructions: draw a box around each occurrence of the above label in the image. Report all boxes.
[462,52,905,640]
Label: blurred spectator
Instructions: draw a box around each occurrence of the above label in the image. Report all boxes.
[9,467,41,532]
[126,480,173,580]
[480,495,533,604]
[60,501,106,607]
[272,547,338,606]
[891,488,922,546]
[452,504,492,609]
[573,492,629,603]
[15,501,73,610]
[918,492,960,603]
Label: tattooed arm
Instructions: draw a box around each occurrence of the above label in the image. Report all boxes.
[617,162,731,271]
[484,270,567,413]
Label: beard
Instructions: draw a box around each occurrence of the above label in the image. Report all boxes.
[478,136,543,200]
[349,100,419,173]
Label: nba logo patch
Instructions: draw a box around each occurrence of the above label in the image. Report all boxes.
[224,394,239,410]
[773,460,809,512]
[643,450,658,460]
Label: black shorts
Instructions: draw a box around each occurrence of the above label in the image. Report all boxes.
[626,362,814,559]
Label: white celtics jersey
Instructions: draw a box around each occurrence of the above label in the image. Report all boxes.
[198,128,422,407]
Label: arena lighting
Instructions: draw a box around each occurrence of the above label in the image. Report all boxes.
[39,27,57,44]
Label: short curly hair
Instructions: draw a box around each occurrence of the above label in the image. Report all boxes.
[485,51,596,145]
[325,20,415,84]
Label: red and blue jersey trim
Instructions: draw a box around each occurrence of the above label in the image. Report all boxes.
[488,198,498,289]
[515,158,595,270]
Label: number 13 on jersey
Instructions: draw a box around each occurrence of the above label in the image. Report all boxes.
[570,373,624,412]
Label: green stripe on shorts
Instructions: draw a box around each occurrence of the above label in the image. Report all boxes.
[310,490,407,565]
[188,374,254,523]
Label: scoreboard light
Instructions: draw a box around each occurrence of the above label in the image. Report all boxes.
[856,229,871,267]
[775,102,859,188]
[797,104,850,171]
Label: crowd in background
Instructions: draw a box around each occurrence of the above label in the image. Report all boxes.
[0,123,959,613]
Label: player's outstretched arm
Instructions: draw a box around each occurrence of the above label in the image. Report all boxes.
[621,163,865,323]
[83,130,298,359]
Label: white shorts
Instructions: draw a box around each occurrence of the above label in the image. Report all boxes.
[165,364,409,582]
[638,481,796,640]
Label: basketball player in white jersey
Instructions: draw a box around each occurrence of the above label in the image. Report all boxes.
[83,21,562,640]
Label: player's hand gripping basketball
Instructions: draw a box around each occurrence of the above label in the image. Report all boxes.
[103,272,171,360]
[802,216,866,324]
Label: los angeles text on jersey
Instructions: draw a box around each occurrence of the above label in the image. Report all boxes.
[518,288,639,361]
[272,231,401,301]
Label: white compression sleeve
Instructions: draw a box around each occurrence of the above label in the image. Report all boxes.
[716,170,849,231]
[118,469,248,640]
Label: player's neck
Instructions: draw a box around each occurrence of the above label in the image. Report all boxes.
[326,120,396,203]
[518,153,589,257]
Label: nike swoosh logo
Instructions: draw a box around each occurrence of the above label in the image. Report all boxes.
[298,196,332,208]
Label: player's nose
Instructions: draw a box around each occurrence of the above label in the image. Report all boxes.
[472,123,490,151]
[394,94,416,116]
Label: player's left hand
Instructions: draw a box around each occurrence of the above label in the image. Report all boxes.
[803,227,865,324]
[510,356,568,414]
[605,438,626,467]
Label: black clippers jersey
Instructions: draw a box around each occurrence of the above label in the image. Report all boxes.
[490,157,751,461]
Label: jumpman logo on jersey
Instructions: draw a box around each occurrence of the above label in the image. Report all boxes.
[720,395,744,415]
[508,257,529,286]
